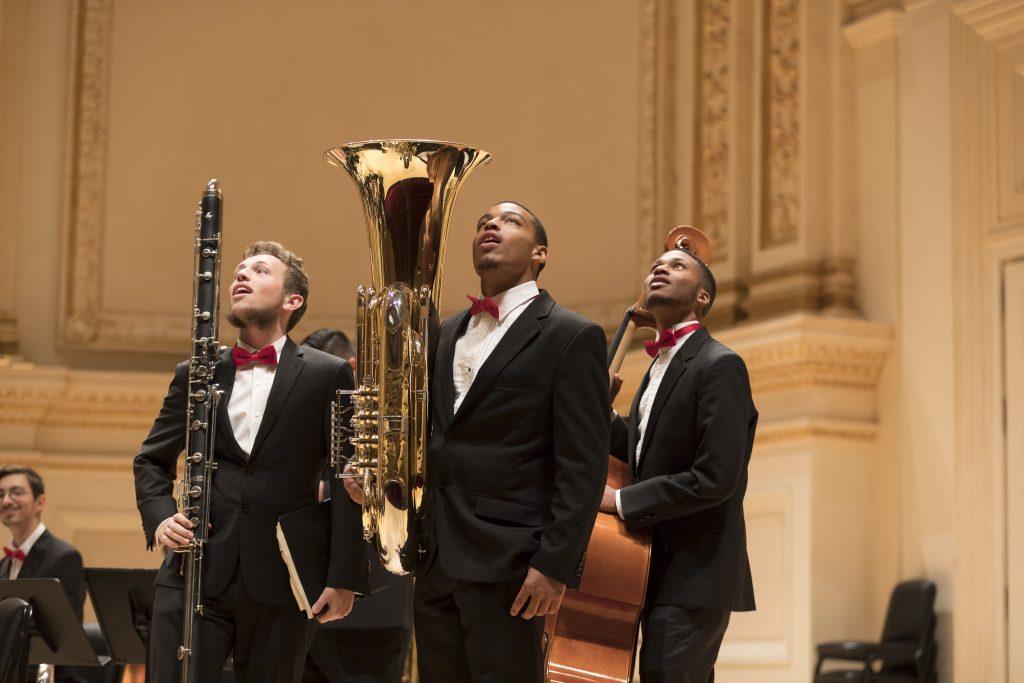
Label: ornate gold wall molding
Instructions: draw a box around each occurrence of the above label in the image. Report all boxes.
[717,312,891,395]
[761,0,801,249]
[0,364,165,436]
[744,258,859,320]
[697,0,732,261]
[58,0,193,352]
[754,417,879,445]
[842,7,906,48]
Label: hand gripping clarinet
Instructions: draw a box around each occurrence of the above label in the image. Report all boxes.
[175,179,224,682]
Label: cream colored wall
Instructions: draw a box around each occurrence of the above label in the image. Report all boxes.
[5,0,1024,681]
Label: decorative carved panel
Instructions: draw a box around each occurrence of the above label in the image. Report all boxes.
[761,0,801,249]
[697,0,732,260]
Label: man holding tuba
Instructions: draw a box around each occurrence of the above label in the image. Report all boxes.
[135,241,368,683]
[346,201,609,683]
[603,244,757,683]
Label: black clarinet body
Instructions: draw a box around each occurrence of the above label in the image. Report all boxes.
[176,179,224,682]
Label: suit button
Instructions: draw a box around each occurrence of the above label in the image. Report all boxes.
[436,478,446,489]
[444,433,454,442]
[242,504,250,513]
[245,470,252,477]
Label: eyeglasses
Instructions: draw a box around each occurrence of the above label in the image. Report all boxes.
[0,487,29,500]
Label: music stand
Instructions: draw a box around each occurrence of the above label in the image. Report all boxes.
[0,578,100,667]
[84,568,158,665]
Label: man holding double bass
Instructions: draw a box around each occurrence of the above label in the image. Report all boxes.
[603,243,757,683]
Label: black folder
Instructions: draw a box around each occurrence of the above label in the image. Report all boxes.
[276,500,331,618]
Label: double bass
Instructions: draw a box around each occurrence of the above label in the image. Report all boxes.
[543,227,713,683]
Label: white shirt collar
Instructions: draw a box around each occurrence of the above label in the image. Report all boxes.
[483,281,540,321]
[12,521,45,554]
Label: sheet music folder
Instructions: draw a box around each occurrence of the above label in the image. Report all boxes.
[0,578,100,666]
[84,567,158,664]
[276,499,331,618]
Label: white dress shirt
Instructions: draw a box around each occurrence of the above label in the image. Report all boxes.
[155,335,286,547]
[228,335,288,455]
[452,281,540,413]
[6,521,45,579]
[615,321,700,519]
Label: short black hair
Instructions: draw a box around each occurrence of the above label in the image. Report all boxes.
[300,328,354,359]
[500,200,547,275]
[0,465,44,498]
[676,248,716,317]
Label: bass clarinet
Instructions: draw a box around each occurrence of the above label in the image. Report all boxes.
[175,179,224,682]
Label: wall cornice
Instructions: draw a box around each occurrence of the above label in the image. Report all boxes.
[615,313,892,431]
[715,312,892,395]
[842,8,906,49]
[0,363,166,440]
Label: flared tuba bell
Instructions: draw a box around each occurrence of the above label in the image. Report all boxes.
[324,139,491,575]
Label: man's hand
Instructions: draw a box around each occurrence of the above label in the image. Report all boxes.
[510,567,566,620]
[610,372,623,404]
[342,463,364,505]
[311,587,355,624]
[600,485,619,514]
[156,513,195,550]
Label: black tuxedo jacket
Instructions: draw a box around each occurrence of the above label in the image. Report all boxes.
[134,339,368,607]
[0,528,84,622]
[611,326,756,612]
[424,290,609,589]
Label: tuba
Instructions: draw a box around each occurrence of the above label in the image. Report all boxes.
[324,140,491,575]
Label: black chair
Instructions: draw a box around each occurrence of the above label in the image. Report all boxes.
[814,579,937,683]
[0,597,33,683]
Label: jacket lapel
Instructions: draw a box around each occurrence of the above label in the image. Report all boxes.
[636,327,710,475]
[451,292,552,423]
[213,347,246,463]
[627,368,650,477]
[436,310,471,425]
[249,338,303,461]
[17,529,51,578]
[0,556,9,579]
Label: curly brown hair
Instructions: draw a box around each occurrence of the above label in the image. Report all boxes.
[241,241,309,331]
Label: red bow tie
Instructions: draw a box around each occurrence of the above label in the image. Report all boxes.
[3,547,26,562]
[644,322,701,358]
[466,295,499,319]
[232,345,278,367]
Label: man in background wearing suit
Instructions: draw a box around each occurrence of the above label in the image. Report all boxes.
[135,241,368,683]
[604,246,757,682]
[300,328,413,683]
[1,465,85,682]
[374,201,608,683]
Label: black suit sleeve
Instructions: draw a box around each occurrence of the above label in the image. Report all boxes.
[610,414,629,462]
[619,353,753,528]
[134,362,190,549]
[51,546,85,623]
[529,323,609,586]
[326,361,370,592]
